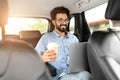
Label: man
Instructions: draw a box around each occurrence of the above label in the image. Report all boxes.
[35,6,93,80]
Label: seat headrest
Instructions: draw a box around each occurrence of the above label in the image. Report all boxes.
[3,35,19,40]
[105,0,120,20]
[19,30,41,39]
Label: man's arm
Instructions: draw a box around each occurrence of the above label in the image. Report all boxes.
[35,35,57,62]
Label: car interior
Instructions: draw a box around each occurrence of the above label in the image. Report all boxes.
[0,0,120,80]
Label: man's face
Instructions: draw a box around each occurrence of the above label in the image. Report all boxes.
[53,13,69,32]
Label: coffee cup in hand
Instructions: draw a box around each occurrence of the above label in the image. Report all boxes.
[47,42,58,56]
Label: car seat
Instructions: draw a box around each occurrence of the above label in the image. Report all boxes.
[87,30,120,80]
[0,39,51,80]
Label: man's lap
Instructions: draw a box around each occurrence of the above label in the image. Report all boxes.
[52,71,94,80]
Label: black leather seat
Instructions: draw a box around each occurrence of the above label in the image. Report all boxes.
[0,40,51,80]
[87,30,120,80]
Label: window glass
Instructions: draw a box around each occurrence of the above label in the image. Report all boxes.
[85,3,109,33]
[5,17,49,35]
[69,17,75,34]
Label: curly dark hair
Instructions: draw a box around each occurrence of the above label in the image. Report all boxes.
[50,6,70,20]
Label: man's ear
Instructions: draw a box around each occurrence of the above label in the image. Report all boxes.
[52,20,55,26]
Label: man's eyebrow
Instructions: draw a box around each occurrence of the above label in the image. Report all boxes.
[57,18,68,19]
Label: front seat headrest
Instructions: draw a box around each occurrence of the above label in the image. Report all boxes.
[105,0,120,20]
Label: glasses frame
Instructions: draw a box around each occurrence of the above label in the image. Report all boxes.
[55,18,69,24]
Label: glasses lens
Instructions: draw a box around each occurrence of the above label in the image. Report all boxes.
[57,18,69,23]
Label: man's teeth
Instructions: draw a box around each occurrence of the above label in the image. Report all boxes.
[62,26,66,28]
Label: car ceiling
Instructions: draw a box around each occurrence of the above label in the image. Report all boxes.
[8,0,108,18]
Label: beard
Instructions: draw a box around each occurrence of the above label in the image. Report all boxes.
[55,24,68,32]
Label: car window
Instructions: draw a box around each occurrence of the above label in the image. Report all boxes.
[85,3,109,33]
[69,17,75,34]
[5,17,49,35]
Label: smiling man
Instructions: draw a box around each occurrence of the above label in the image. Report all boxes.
[35,6,93,80]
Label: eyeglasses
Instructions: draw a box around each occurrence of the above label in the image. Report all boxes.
[56,18,69,23]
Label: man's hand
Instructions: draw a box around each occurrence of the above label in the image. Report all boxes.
[41,50,57,62]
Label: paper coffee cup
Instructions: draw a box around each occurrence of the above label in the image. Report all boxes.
[47,42,58,54]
